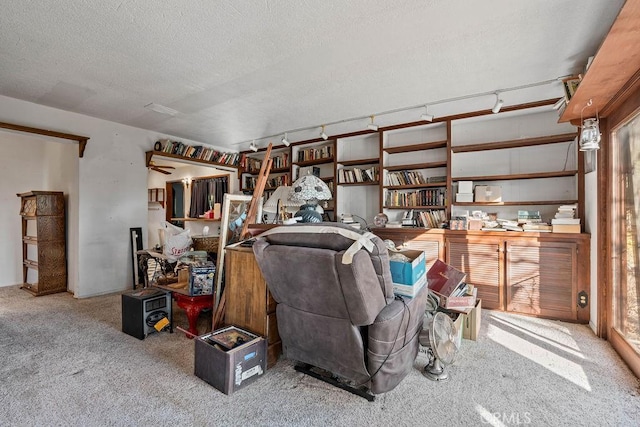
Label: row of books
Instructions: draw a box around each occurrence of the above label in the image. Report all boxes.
[297,145,333,162]
[414,209,447,229]
[338,166,379,184]
[385,189,446,207]
[155,139,241,166]
[244,152,289,173]
[244,174,289,191]
[386,170,428,186]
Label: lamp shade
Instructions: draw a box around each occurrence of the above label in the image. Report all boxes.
[290,173,332,203]
[263,186,298,213]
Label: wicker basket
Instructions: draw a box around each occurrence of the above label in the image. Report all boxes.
[192,235,220,252]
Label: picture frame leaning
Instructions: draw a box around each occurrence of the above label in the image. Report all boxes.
[213,193,262,311]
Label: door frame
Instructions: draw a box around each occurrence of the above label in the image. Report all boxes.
[600,80,640,377]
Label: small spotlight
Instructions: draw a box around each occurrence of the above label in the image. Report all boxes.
[421,106,434,122]
[320,125,328,140]
[281,133,290,147]
[492,93,504,114]
[367,115,379,131]
[249,141,258,152]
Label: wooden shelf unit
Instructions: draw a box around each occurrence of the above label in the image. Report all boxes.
[383,140,447,154]
[452,170,578,182]
[450,133,576,153]
[146,150,240,171]
[385,161,447,172]
[17,191,67,296]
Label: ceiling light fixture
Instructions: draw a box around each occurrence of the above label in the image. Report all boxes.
[492,93,504,114]
[420,105,434,122]
[320,125,328,140]
[232,77,564,149]
[249,140,258,152]
[579,99,601,151]
[367,115,379,131]
[281,132,290,147]
[144,102,179,116]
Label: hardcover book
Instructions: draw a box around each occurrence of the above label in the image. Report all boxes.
[427,259,467,298]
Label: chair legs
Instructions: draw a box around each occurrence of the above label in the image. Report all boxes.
[294,363,375,402]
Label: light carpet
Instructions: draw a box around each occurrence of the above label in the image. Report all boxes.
[0,285,639,427]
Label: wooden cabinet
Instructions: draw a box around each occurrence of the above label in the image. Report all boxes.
[371,228,590,322]
[505,239,578,321]
[446,234,504,311]
[224,246,281,367]
[372,228,444,270]
[17,191,66,296]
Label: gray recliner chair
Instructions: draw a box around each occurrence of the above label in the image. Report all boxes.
[253,223,428,400]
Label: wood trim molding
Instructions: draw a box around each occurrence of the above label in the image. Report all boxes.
[609,328,640,378]
[600,83,640,339]
[559,0,640,123]
[0,121,89,158]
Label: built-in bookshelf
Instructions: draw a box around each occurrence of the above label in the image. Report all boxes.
[152,139,242,168]
[381,123,449,223]
[239,145,292,200]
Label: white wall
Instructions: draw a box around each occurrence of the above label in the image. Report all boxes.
[0,95,234,298]
[0,132,77,288]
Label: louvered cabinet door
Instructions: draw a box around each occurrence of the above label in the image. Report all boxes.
[506,241,577,321]
[446,237,504,310]
[403,237,444,270]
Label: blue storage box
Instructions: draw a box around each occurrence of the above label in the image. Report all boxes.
[389,249,426,285]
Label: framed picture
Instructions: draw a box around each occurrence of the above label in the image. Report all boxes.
[563,76,581,102]
[213,194,262,311]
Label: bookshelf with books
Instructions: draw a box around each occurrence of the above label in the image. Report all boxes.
[291,139,336,220]
[335,133,380,225]
[239,145,292,197]
[149,139,242,170]
[381,122,450,226]
[449,106,581,224]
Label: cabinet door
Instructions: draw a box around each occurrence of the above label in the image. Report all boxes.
[402,237,443,270]
[446,236,503,310]
[506,241,577,321]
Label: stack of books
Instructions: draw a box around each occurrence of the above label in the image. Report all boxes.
[551,204,581,233]
[427,260,477,311]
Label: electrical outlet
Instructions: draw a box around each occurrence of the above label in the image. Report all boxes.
[578,290,588,308]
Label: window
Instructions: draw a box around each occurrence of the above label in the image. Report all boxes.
[611,112,640,354]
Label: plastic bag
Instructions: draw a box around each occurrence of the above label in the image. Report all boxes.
[161,221,192,262]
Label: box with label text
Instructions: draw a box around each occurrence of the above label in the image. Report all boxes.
[194,326,267,395]
[474,185,502,203]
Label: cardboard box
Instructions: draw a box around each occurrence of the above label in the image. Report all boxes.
[552,224,581,233]
[458,181,473,194]
[462,299,482,341]
[389,249,426,286]
[392,271,426,298]
[453,313,464,349]
[442,287,477,310]
[194,326,267,395]
[474,185,502,202]
[456,193,474,203]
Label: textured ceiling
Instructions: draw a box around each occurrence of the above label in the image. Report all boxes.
[0,0,626,151]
